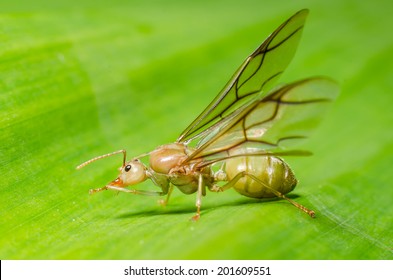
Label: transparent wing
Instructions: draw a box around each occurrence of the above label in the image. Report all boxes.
[177,9,309,143]
[183,77,340,167]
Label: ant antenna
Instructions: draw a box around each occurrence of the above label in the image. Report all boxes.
[76,149,127,170]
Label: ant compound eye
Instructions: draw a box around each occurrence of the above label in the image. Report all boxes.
[124,165,132,172]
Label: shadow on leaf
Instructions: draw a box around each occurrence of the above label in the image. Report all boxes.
[115,194,300,219]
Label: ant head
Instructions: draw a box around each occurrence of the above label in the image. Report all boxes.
[114,159,147,187]
[77,149,148,190]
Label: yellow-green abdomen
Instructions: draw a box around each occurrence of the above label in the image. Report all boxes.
[225,156,297,198]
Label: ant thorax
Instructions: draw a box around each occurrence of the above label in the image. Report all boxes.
[148,143,212,194]
[149,143,194,175]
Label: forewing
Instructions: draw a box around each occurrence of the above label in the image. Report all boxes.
[184,77,340,167]
[177,9,309,143]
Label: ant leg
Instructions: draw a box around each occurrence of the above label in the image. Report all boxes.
[90,185,168,196]
[158,185,174,206]
[217,171,315,218]
[191,174,204,221]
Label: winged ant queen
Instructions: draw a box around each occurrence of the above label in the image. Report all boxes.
[77,9,339,220]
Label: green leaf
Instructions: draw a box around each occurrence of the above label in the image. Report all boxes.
[1,0,392,260]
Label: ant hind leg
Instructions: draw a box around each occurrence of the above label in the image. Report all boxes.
[212,171,315,218]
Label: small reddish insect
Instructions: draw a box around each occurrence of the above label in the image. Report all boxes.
[77,9,339,220]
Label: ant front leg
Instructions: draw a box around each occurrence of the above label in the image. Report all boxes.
[148,170,173,206]
[91,185,168,197]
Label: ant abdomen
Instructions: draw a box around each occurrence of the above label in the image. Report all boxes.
[225,156,297,198]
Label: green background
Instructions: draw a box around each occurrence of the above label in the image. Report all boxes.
[1,0,392,259]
